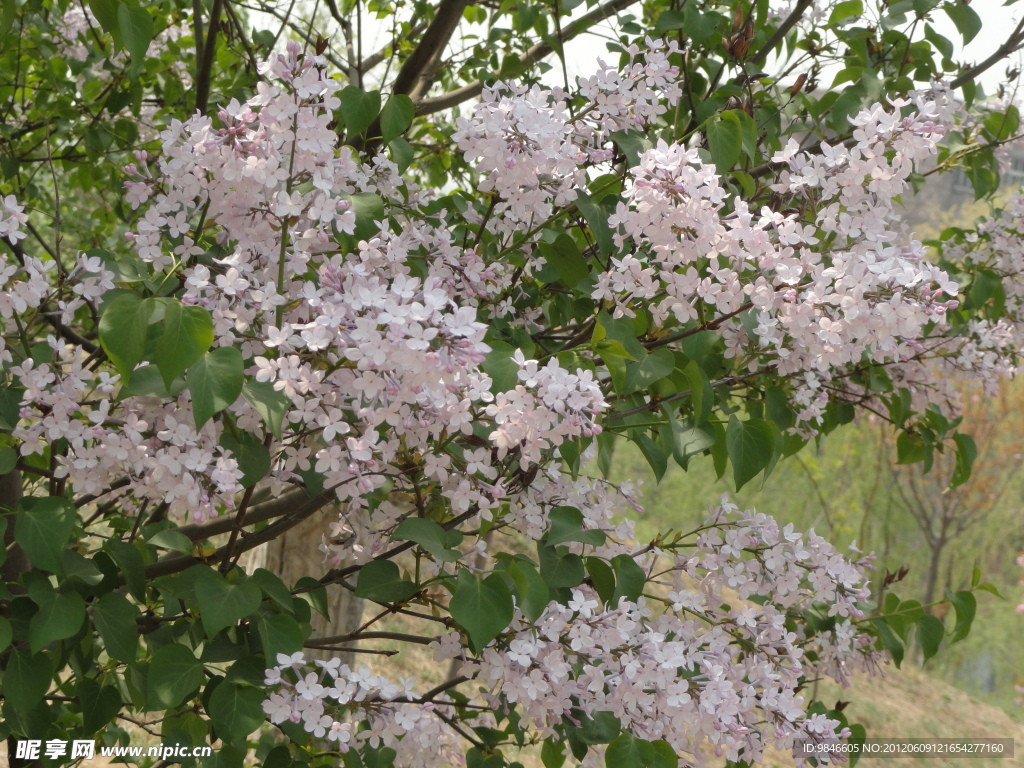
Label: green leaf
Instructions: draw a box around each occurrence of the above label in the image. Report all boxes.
[610,130,653,167]
[388,136,416,174]
[886,599,922,640]
[77,678,122,734]
[585,557,615,605]
[684,7,725,45]
[15,496,77,575]
[947,589,976,643]
[969,268,1005,311]
[0,386,23,430]
[295,576,329,618]
[896,430,926,465]
[0,616,11,651]
[633,431,668,482]
[27,582,86,653]
[3,650,53,711]
[950,433,977,488]
[653,9,685,32]
[256,613,306,661]
[193,568,263,637]
[544,506,606,547]
[354,559,419,603]
[187,347,244,429]
[611,555,646,604]
[147,528,194,554]
[220,432,271,488]
[105,539,146,601]
[147,643,203,710]
[916,614,944,662]
[974,581,1005,598]
[208,682,266,745]
[94,592,141,662]
[725,417,777,491]
[154,301,213,389]
[88,0,121,46]
[340,86,382,138]
[99,293,156,378]
[578,710,621,745]
[344,192,386,240]
[250,568,295,612]
[624,347,675,395]
[542,739,566,768]
[507,560,550,622]
[829,0,863,25]
[117,3,153,61]
[538,544,585,589]
[945,2,982,44]
[450,570,514,653]
[121,363,187,398]
[380,94,415,145]
[575,190,614,257]
[605,732,677,768]
[0,0,17,40]
[872,618,904,668]
[393,517,464,562]
[0,445,15,474]
[537,235,589,288]
[705,111,743,172]
[241,380,291,440]
[482,340,520,393]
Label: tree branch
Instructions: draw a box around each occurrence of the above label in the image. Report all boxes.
[175,486,329,540]
[390,0,472,101]
[950,16,1024,90]
[747,0,812,69]
[143,484,346,578]
[415,0,639,117]
[194,0,224,115]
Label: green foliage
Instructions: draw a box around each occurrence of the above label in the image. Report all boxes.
[605,732,677,768]
[393,517,464,561]
[354,560,419,603]
[340,86,382,139]
[147,644,204,710]
[15,496,77,575]
[193,568,263,637]
[187,347,245,428]
[450,570,515,652]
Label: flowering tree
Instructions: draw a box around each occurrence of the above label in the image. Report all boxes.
[0,0,1022,766]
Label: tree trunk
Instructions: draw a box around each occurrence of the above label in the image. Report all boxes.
[1,468,40,768]
[923,539,945,609]
[241,503,365,666]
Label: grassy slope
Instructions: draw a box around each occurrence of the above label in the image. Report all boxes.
[765,665,1024,768]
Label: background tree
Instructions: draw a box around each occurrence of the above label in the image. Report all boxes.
[1,0,1023,767]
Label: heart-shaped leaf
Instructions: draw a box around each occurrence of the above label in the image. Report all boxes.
[187,347,244,429]
[193,568,263,637]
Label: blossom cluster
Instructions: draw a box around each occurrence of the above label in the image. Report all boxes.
[453,39,682,236]
[595,92,977,427]
[263,653,465,766]
[269,500,877,767]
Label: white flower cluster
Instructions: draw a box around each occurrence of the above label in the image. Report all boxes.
[262,654,465,767]
[594,90,982,426]
[454,40,682,237]
[269,500,876,767]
